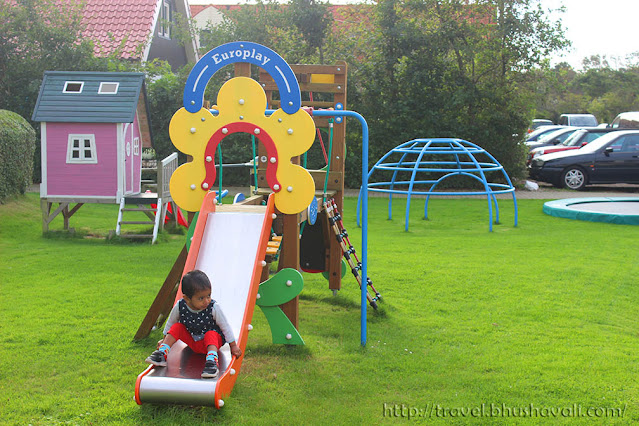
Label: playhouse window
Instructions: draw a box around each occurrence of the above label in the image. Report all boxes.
[133,137,140,155]
[98,82,119,94]
[63,81,84,93]
[159,0,171,38]
[67,134,97,164]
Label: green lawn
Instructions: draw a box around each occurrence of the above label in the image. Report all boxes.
[1,192,637,424]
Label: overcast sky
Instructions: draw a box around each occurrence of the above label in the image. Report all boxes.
[541,0,639,69]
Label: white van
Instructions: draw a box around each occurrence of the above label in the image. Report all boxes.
[609,111,639,129]
[558,114,598,127]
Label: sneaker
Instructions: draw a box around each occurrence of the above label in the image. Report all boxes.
[145,350,167,367]
[201,359,219,379]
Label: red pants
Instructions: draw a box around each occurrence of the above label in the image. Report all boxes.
[167,323,223,354]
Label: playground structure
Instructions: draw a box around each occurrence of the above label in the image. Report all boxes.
[135,42,375,408]
[32,71,179,243]
[357,138,518,231]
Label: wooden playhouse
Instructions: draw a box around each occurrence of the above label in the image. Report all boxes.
[32,71,177,242]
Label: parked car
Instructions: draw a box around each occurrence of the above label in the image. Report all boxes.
[525,125,566,143]
[609,111,639,129]
[529,130,639,190]
[526,127,581,150]
[526,128,619,165]
[528,119,553,133]
[558,113,598,127]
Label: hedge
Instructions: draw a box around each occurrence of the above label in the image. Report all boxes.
[0,110,36,203]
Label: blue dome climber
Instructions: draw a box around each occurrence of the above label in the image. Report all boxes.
[357,138,518,231]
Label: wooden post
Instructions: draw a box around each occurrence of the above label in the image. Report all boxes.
[62,204,70,230]
[235,62,251,78]
[41,199,51,233]
[278,211,300,328]
[62,203,83,231]
[326,61,347,291]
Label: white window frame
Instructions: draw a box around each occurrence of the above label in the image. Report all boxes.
[159,0,171,39]
[63,81,84,93]
[67,134,98,164]
[98,82,119,94]
[133,137,140,155]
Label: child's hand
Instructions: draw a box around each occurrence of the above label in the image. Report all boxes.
[230,343,242,358]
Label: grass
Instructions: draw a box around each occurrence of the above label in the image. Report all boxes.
[1,192,638,424]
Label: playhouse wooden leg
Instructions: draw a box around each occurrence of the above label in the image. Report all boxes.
[41,199,51,233]
[41,200,71,233]
[62,205,69,230]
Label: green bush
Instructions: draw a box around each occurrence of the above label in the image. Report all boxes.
[0,110,36,203]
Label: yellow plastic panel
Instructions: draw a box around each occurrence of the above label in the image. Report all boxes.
[169,77,316,214]
[310,74,335,84]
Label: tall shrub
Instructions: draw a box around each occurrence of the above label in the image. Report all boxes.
[349,0,568,185]
[0,110,36,202]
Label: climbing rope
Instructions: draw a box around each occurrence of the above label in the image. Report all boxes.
[324,198,380,309]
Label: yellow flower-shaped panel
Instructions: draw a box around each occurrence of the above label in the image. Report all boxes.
[169,77,316,214]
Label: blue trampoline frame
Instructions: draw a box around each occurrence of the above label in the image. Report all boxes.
[357,138,518,231]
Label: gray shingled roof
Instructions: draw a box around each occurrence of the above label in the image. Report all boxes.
[32,71,145,123]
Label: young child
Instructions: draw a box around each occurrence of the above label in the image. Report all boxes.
[145,269,242,379]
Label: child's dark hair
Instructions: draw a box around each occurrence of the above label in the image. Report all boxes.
[181,270,211,298]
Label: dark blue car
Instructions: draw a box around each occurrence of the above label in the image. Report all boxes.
[529,130,639,190]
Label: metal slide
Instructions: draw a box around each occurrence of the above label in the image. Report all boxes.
[135,192,275,408]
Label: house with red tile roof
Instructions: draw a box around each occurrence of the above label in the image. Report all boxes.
[82,0,199,70]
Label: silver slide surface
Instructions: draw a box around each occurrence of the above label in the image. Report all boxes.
[136,202,270,406]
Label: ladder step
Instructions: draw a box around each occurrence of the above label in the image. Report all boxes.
[120,221,155,225]
[121,208,157,212]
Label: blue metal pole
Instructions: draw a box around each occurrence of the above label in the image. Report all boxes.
[211,107,370,346]
[314,110,368,347]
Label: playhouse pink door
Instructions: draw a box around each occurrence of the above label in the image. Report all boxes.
[123,123,134,194]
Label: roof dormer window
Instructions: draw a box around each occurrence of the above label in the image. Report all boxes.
[159,0,171,39]
[63,81,84,93]
[98,82,119,94]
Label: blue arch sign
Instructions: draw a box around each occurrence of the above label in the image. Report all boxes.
[183,41,301,114]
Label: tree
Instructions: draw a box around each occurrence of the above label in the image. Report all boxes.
[140,60,192,162]
[197,0,355,66]
[533,59,639,125]
[0,0,105,120]
[199,0,292,55]
[0,0,108,182]
[349,0,569,183]
[190,0,569,185]
[288,0,332,63]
